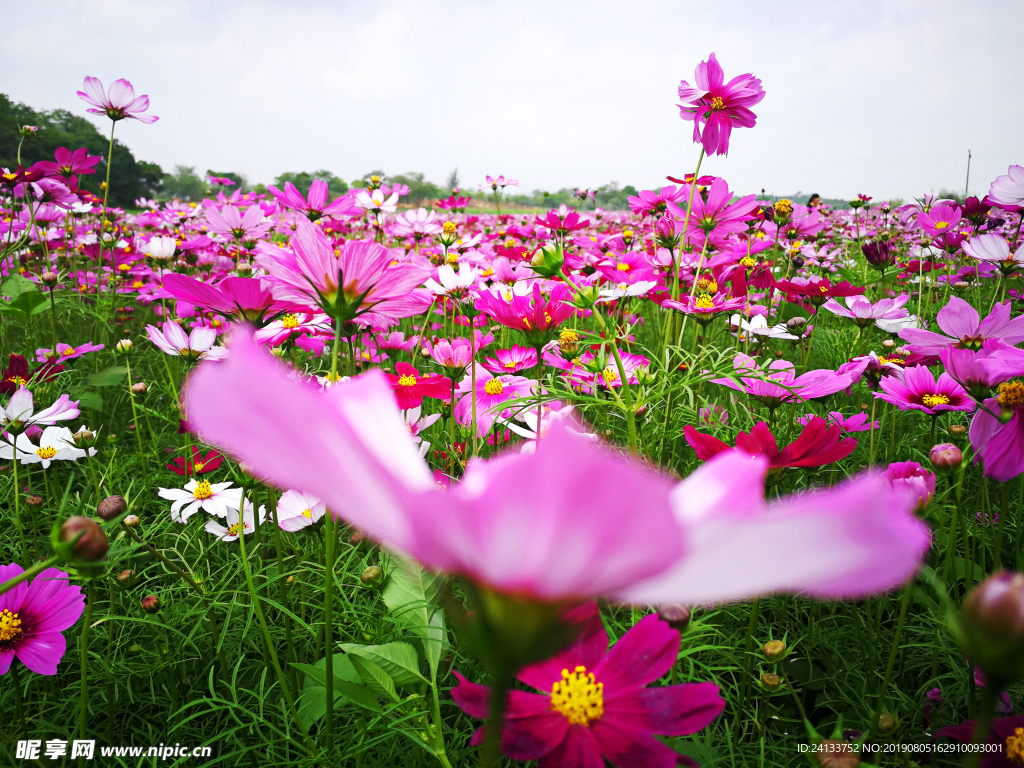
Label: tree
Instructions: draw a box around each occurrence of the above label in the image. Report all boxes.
[0,93,164,207]
[160,165,205,201]
[446,168,460,191]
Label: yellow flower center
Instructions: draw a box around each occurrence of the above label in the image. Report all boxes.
[602,368,618,383]
[302,508,313,519]
[1006,728,1024,767]
[922,393,950,407]
[934,221,949,230]
[696,278,717,293]
[710,96,725,110]
[504,238,517,249]
[739,256,756,267]
[193,461,205,472]
[227,521,248,537]
[193,480,214,501]
[774,199,793,216]
[484,379,505,396]
[622,229,633,241]
[281,314,299,329]
[36,446,58,459]
[695,293,715,309]
[447,252,459,264]
[7,376,27,386]
[560,329,579,343]
[132,280,144,289]
[616,262,630,271]
[398,374,417,386]
[0,609,22,643]
[118,263,131,272]
[503,361,517,369]
[442,221,457,236]
[550,666,604,726]
[62,347,76,356]
[998,381,1024,407]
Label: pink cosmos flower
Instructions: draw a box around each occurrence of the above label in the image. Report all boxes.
[275,489,327,531]
[76,77,158,124]
[455,365,537,437]
[204,205,272,243]
[161,274,297,324]
[385,362,452,410]
[35,342,104,364]
[900,297,1024,354]
[0,564,85,675]
[452,604,725,768]
[354,188,399,215]
[184,332,930,606]
[987,164,1024,209]
[482,345,538,375]
[428,337,475,376]
[146,321,227,362]
[1,388,79,431]
[822,294,909,327]
[33,147,101,180]
[962,233,1024,275]
[711,353,853,408]
[255,219,429,327]
[797,410,880,433]
[626,185,688,217]
[255,312,331,352]
[662,291,746,319]
[881,461,935,511]
[475,283,575,342]
[676,53,766,156]
[666,177,757,247]
[875,365,974,415]
[267,180,357,221]
[970,388,1024,482]
[916,204,962,237]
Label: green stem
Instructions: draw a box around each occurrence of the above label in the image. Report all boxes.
[869,581,913,734]
[78,581,96,767]
[0,554,60,597]
[480,671,514,768]
[965,684,1001,768]
[99,121,115,297]
[322,508,337,761]
[732,597,761,743]
[237,525,315,755]
[10,454,32,563]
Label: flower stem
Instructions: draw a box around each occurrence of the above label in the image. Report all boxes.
[479,671,513,768]
[9,456,32,563]
[0,554,60,597]
[99,122,115,298]
[78,581,96,767]
[869,580,913,734]
[237,525,315,755]
[965,684,1001,768]
[731,597,761,743]
[322,507,337,761]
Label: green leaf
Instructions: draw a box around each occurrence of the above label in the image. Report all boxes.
[339,642,428,688]
[1,274,39,301]
[382,555,447,679]
[85,365,128,388]
[74,391,104,411]
[293,655,381,716]
[348,655,399,703]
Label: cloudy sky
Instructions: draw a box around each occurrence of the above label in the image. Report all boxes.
[3,0,1022,201]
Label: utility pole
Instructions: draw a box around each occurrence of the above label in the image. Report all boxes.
[965,149,972,199]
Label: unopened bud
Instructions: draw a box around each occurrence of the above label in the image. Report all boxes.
[760,672,780,690]
[360,565,385,588]
[127,643,143,657]
[40,271,58,286]
[116,569,136,586]
[876,712,896,733]
[123,514,140,528]
[656,604,691,632]
[762,639,787,660]
[960,571,1024,684]
[60,516,109,562]
[115,339,133,354]
[285,575,295,585]
[141,595,162,614]
[131,382,148,396]
[97,495,128,521]
[949,424,967,438]
[929,443,962,474]
[235,262,252,276]
[25,495,43,509]
[73,430,95,447]
[881,338,895,349]
[786,317,806,331]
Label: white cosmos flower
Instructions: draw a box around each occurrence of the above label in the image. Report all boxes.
[275,489,327,532]
[876,314,920,334]
[0,426,92,468]
[145,321,228,362]
[159,478,242,523]
[424,263,479,297]
[1,388,80,431]
[206,499,266,541]
[142,236,177,260]
[728,313,798,341]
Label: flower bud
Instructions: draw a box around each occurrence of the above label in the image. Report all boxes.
[876,712,896,733]
[60,516,109,562]
[116,569,136,587]
[929,443,962,474]
[360,565,385,588]
[656,604,691,632]
[881,338,895,349]
[97,495,128,521]
[127,643,143,657]
[25,495,43,509]
[115,339,133,354]
[949,424,967,438]
[350,530,370,546]
[131,382,148,396]
[760,672,780,690]
[73,430,96,447]
[141,595,162,614]
[762,639,787,660]
[235,262,252,276]
[123,514,140,528]
[40,271,58,286]
[881,461,935,512]
[960,571,1024,684]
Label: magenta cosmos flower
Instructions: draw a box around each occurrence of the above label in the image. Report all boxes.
[76,77,158,124]
[452,604,725,768]
[162,273,298,324]
[455,365,537,437]
[677,53,766,156]
[901,297,1024,354]
[936,713,1024,768]
[267,179,358,222]
[34,147,101,180]
[881,461,935,511]
[970,385,1024,482]
[475,283,575,344]
[204,204,273,243]
[711,353,853,408]
[666,177,757,248]
[184,332,930,605]
[255,218,429,327]
[875,365,974,415]
[0,564,85,675]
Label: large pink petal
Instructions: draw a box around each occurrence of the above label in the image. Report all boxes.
[0,563,28,615]
[163,274,233,315]
[15,631,67,676]
[936,297,980,340]
[106,78,136,109]
[519,603,608,691]
[538,726,603,768]
[593,615,678,692]
[588,719,683,768]
[501,710,570,760]
[603,682,725,736]
[79,76,107,108]
[183,330,431,551]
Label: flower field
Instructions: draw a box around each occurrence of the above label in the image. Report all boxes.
[2,56,1024,768]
